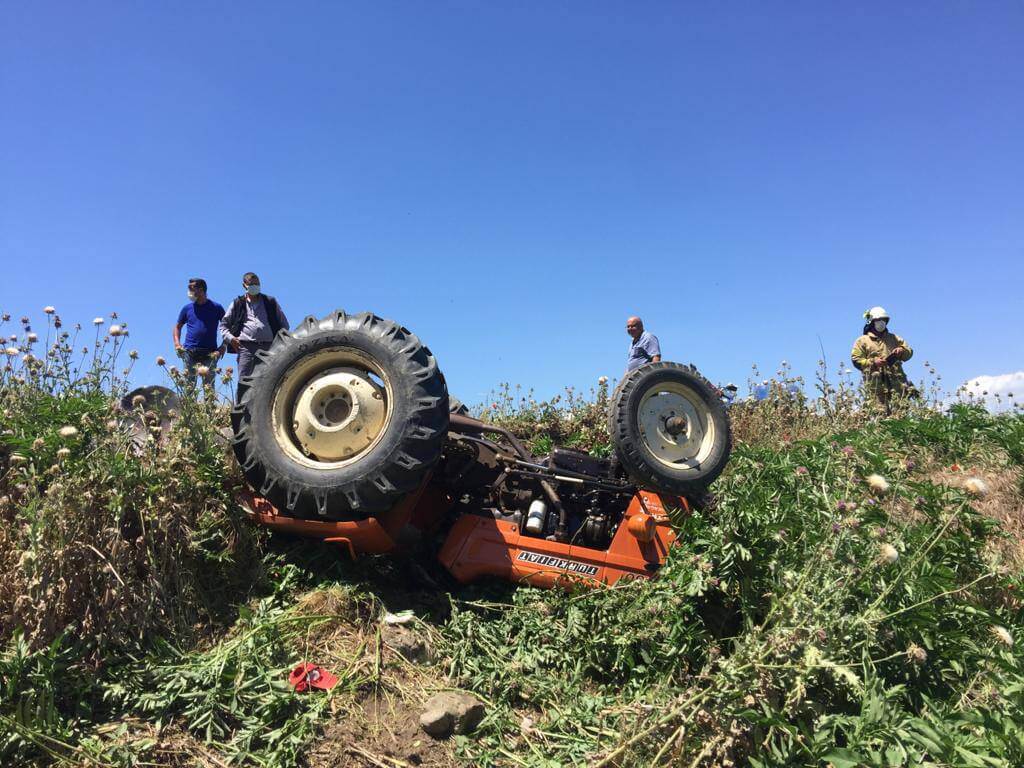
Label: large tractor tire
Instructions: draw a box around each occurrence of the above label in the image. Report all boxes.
[231,310,449,520]
[609,362,731,496]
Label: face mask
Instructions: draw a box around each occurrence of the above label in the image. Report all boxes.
[187,292,196,302]
[246,284,261,296]
[873,319,887,333]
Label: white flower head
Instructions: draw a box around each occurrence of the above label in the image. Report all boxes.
[43,306,55,314]
[879,543,899,564]
[990,625,1014,648]
[56,447,71,459]
[196,365,210,377]
[108,324,123,337]
[92,317,104,325]
[963,477,989,498]
[598,375,609,385]
[58,425,79,438]
[155,356,166,366]
[4,347,17,356]
[906,643,927,665]
[867,474,890,494]
[26,333,38,342]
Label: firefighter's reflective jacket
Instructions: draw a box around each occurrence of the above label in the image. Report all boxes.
[851,330,913,402]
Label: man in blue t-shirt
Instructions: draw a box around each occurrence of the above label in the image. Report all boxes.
[625,316,662,374]
[173,278,226,396]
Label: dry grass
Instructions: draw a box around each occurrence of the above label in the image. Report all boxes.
[928,464,1024,569]
[4,309,1024,767]
[276,586,457,768]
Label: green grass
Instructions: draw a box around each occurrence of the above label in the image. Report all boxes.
[1,312,1023,767]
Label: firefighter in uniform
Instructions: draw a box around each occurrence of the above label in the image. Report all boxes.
[851,306,915,412]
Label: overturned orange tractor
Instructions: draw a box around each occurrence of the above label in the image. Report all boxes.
[231,311,731,588]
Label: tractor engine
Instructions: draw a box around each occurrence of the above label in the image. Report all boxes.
[439,435,633,549]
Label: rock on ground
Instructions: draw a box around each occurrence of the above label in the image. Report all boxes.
[383,624,430,663]
[419,692,485,738]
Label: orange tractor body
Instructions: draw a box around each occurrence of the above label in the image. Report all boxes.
[243,486,686,587]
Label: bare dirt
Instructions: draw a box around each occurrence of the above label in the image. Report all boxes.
[294,583,458,768]
[309,689,457,768]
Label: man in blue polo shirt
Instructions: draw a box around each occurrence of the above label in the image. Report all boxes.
[625,316,662,374]
[173,277,226,396]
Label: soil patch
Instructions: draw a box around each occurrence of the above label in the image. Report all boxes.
[308,690,456,768]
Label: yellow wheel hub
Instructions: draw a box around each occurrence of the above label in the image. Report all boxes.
[292,367,387,461]
[271,348,393,469]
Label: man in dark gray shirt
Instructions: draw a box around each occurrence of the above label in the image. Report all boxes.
[625,316,661,374]
[219,272,290,392]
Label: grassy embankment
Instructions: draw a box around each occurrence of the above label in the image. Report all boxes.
[1,311,1022,767]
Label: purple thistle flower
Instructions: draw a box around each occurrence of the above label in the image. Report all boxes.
[905,459,916,471]
[842,445,855,456]
[795,466,808,476]
[836,500,848,511]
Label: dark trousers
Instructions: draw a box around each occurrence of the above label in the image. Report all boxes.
[179,348,217,397]
[236,341,272,395]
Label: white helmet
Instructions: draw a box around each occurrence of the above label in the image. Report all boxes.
[864,306,890,321]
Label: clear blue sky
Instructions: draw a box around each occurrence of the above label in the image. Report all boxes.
[3,2,1022,406]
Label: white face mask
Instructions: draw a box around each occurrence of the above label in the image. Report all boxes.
[187,292,196,302]
[246,284,261,296]
[873,319,887,333]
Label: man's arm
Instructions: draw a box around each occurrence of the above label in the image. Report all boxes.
[275,302,289,331]
[851,339,871,371]
[212,305,228,358]
[173,307,186,350]
[647,334,662,363]
[219,300,240,352]
[892,335,913,362]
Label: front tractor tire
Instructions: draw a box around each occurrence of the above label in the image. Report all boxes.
[231,311,449,520]
[609,362,731,497]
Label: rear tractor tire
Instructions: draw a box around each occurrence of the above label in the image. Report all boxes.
[231,310,449,520]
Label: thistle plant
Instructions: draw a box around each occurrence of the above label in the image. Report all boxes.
[1,309,1022,768]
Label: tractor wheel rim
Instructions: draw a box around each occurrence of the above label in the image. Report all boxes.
[271,348,393,469]
[637,381,716,469]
